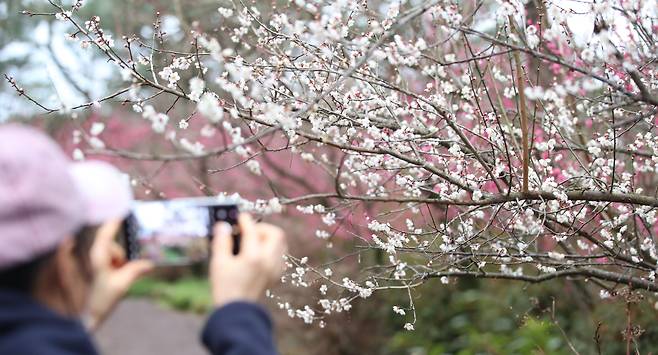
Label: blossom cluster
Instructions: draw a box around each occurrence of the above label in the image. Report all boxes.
[23,0,658,330]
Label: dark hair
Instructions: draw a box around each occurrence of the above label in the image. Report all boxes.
[72,225,97,282]
[0,250,57,293]
[0,226,98,293]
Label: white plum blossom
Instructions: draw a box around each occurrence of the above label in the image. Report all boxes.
[246,160,262,175]
[89,122,105,136]
[197,93,224,123]
[88,136,105,149]
[179,138,205,156]
[315,230,330,239]
[159,66,181,88]
[188,77,205,102]
[296,306,315,324]
[218,7,233,17]
[392,306,406,315]
[72,148,85,161]
[547,251,565,261]
[141,105,169,133]
[20,0,658,332]
[55,11,72,21]
[322,213,336,226]
[526,25,539,49]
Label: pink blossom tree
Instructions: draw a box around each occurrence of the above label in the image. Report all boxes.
[7,0,658,332]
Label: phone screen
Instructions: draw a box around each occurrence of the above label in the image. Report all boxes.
[122,198,239,265]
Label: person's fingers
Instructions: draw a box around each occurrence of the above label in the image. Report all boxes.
[94,220,122,250]
[91,220,123,268]
[212,222,234,258]
[260,224,286,253]
[114,260,154,290]
[271,231,287,276]
[256,224,287,277]
[109,242,126,268]
[238,213,259,251]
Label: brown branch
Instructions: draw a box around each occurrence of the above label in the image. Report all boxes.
[513,49,530,192]
[4,74,57,113]
[422,268,658,292]
[610,108,658,129]
[90,125,280,161]
[281,190,658,209]
[627,67,656,104]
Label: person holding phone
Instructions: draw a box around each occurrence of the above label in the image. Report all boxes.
[0,124,286,355]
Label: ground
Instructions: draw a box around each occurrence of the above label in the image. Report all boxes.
[95,298,207,355]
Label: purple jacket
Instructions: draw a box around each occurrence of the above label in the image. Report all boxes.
[0,289,277,355]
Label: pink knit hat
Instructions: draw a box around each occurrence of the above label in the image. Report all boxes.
[0,124,133,269]
[69,160,133,226]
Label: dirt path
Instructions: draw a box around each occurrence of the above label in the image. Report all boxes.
[94,298,207,355]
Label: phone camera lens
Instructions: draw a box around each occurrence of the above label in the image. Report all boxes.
[216,209,227,220]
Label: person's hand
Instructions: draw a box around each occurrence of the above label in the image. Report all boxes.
[210,213,287,308]
[86,220,153,331]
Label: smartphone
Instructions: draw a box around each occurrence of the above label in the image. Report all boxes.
[122,197,240,265]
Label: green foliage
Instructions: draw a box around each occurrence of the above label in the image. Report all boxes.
[128,274,658,354]
[129,276,212,314]
[382,278,658,355]
[384,285,565,354]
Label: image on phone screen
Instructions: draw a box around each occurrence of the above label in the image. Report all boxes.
[122,198,238,265]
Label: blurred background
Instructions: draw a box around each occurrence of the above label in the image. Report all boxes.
[2,0,657,354]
